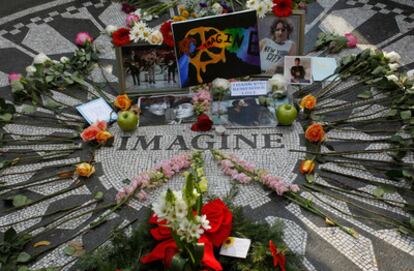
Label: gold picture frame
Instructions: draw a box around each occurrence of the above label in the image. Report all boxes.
[257,10,305,77]
[115,43,188,95]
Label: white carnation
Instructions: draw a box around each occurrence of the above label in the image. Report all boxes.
[212,78,231,90]
[60,56,70,64]
[105,25,118,35]
[386,74,399,83]
[212,3,224,14]
[33,53,50,64]
[25,65,36,75]
[268,74,288,90]
[384,51,401,63]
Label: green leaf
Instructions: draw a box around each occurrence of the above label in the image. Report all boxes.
[4,227,17,242]
[373,187,384,198]
[402,170,414,181]
[12,195,31,207]
[385,169,403,179]
[16,252,31,263]
[170,254,188,271]
[357,90,373,99]
[410,218,414,228]
[305,174,315,184]
[63,246,76,256]
[45,75,54,83]
[94,191,104,201]
[400,110,412,120]
[17,267,31,271]
[21,105,37,114]
[11,80,25,92]
[0,113,13,122]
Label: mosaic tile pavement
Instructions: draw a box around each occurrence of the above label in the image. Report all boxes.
[0,0,414,270]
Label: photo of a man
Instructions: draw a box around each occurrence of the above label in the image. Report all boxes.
[284,56,312,85]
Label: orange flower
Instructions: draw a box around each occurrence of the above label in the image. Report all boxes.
[299,160,315,174]
[114,94,132,111]
[96,130,113,145]
[300,95,317,110]
[80,125,101,142]
[305,123,325,142]
[75,162,95,177]
[93,120,107,130]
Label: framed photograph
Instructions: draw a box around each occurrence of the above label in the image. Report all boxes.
[172,10,261,88]
[211,96,277,128]
[137,94,196,126]
[116,44,184,95]
[258,10,305,76]
[284,56,313,85]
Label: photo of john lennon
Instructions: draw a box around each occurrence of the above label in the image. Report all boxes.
[121,44,179,91]
[172,10,261,88]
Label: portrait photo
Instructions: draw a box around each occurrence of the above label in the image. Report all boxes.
[116,44,181,94]
[138,94,196,126]
[172,10,261,88]
[211,96,277,128]
[284,56,313,85]
[258,10,305,76]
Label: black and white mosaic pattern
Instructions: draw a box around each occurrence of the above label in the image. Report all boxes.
[1,1,414,270]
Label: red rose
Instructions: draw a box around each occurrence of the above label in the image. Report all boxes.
[272,0,293,17]
[191,113,213,132]
[148,214,171,240]
[201,199,232,247]
[112,28,131,46]
[160,20,174,48]
[121,3,136,13]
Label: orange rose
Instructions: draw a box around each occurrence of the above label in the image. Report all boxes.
[96,130,113,145]
[299,160,315,174]
[80,125,101,142]
[305,123,325,142]
[300,95,317,110]
[114,94,132,111]
[75,162,95,177]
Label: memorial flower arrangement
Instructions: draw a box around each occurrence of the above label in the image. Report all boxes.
[75,152,302,271]
[314,32,358,53]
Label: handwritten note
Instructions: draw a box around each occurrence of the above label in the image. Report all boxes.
[231,81,267,96]
[76,97,117,124]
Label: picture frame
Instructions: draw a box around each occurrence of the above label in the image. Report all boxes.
[137,94,196,126]
[284,56,313,85]
[115,43,187,95]
[171,10,261,88]
[257,10,305,77]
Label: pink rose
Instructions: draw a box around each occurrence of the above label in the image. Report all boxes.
[75,32,93,46]
[344,33,357,48]
[126,13,139,27]
[8,73,22,83]
[92,120,107,131]
[80,125,101,142]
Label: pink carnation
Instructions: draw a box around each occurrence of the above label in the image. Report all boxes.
[8,73,22,83]
[344,33,357,48]
[137,190,148,201]
[116,191,126,203]
[75,32,93,46]
[126,13,139,27]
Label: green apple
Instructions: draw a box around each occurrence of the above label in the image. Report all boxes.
[276,104,297,126]
[117,111,138,132]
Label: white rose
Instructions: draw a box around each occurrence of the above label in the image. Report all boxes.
[268,74,288,90]
[386,74,399,83]
[25,65,36,75]
[105,25,118,35]
[147,30,163,45]
[60,56,70,64]
[33,53,50,64]
[212,78,230,90]
[384,51,401,63]
[388,63,399,71]
[212,3,224,14]
[142,11,153,21]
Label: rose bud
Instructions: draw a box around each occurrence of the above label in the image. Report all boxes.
[299,160,315,174]
[75,162,96,177]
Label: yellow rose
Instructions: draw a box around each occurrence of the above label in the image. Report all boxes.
[114,94,132,111]
[96,130,113,145]
[148,30,163,45]
[75,162,95,177]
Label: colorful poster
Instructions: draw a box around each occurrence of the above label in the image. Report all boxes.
[172,10,261,87]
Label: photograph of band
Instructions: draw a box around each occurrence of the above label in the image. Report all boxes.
[137,94,196,126]
[119,44,180,92]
